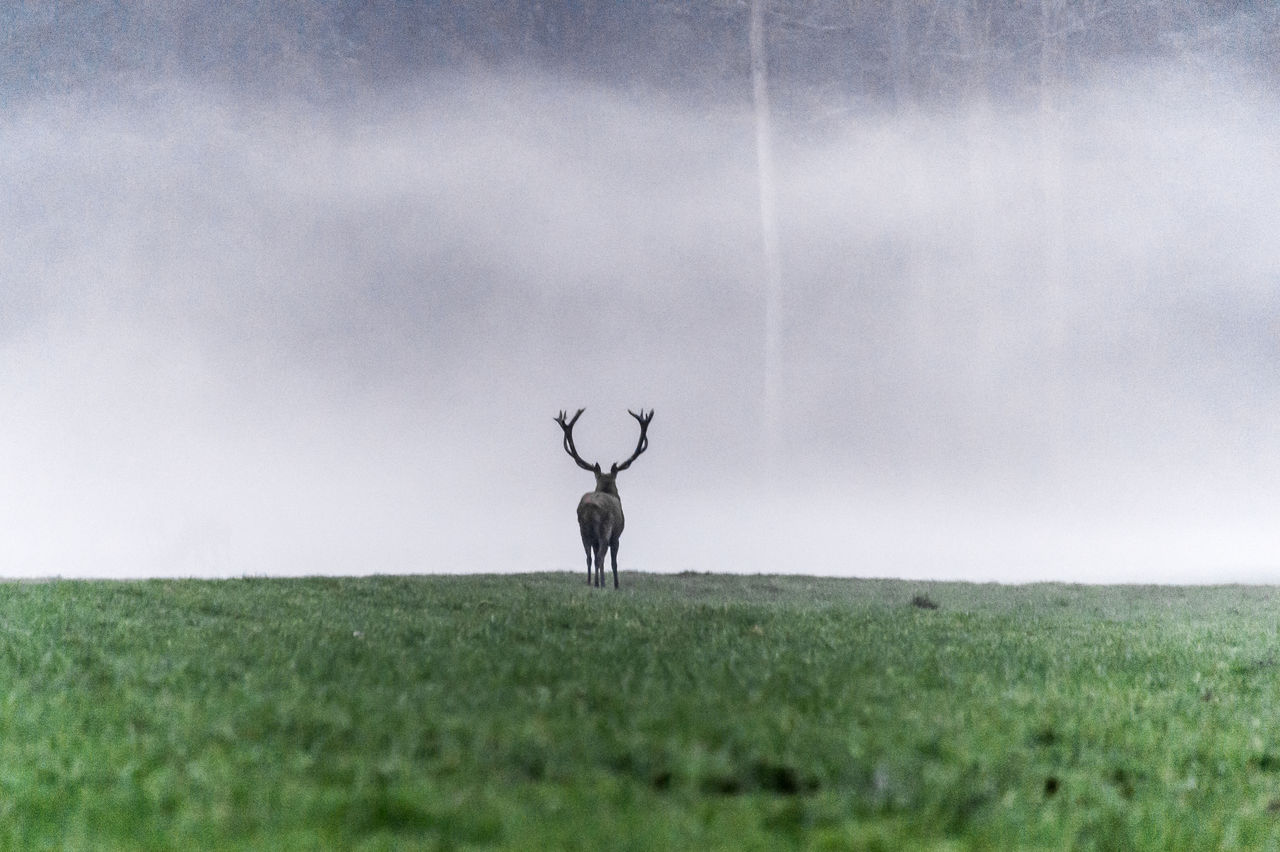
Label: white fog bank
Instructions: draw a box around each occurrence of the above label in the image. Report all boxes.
[4,67,1280,582]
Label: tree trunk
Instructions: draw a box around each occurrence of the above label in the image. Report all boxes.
[749,0,783,458]
[1039,0,1069,490]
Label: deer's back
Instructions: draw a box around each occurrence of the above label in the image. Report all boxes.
[577,491,624,544]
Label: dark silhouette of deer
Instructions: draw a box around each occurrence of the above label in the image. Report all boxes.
[554,408,653,588]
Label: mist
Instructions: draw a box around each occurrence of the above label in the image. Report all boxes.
[4,42,1280,580]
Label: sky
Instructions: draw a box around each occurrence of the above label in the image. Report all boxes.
[4,53,1280,582]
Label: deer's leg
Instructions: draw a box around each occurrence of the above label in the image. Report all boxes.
[609,540,620,589]
[581,533,594,584]
[594,543,609,588]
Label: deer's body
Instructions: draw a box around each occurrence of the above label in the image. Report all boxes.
[555,408,652,589]
[577,491,623,587]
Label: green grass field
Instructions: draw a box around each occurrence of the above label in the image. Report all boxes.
[5,573,1280,849]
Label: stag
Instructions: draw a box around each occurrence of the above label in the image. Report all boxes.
[554,408,653,589]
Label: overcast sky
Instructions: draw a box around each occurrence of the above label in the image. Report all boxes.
[5,14,1280,581]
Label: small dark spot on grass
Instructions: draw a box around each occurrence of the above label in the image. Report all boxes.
[915,736,943,759]
[1251,753,1280,772]
[1110,768,1135,800]
[752,761,818,795]
[1044,776,1059,796]
[1268,798,1280,814]
[698,763,817,797]
[511,749,547,781]
[650,769,673,790]
[910,594,939,610]
[1032,727,1058,747]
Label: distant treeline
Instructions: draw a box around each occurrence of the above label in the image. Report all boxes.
[4,1,1276,110]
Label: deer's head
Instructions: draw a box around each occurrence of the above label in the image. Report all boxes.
[554,408,653,497]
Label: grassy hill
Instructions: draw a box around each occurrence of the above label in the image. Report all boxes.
[3,572,1280,849]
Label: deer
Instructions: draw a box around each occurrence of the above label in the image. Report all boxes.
[553,408,653,589]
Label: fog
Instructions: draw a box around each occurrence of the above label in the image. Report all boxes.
[4,60,1279,581]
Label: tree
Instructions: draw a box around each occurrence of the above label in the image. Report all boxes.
[749,0,783,458]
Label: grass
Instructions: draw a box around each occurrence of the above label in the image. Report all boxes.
[3,573,1280,848]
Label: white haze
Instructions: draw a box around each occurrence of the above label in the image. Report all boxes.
[3,67,1279,582]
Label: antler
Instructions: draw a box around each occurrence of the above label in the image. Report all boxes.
[612,409,654,472]
[554,408,598,472]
